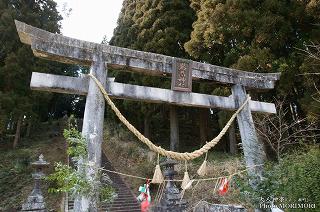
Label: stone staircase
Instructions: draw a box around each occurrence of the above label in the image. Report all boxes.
[67,153,140,212]
[101,153,141,212]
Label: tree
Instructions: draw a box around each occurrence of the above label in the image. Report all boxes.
[254,100,320,160]
[185,0,320,134]
[110,0,196,149]
[299,42,320,121]
[0,0,78,147]
[111,0,195,57]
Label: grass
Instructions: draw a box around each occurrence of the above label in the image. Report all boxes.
[2,118,317,211]
[102,122,155,192]
[102,121,253,210]
[0,120,68,211]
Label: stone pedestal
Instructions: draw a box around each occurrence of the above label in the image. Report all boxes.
[21,193,47,212]
[153,159,187,212]
[21,154,49,212]
[194,202,247,212]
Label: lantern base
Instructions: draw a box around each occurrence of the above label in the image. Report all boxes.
[21,192,47,212]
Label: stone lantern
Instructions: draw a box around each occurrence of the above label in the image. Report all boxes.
[154,158,187,211]
[21,154,50,212]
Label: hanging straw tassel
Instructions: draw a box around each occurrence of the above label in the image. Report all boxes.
[151,153,164,184]
[181,161,192,190]
[197,151,208,176]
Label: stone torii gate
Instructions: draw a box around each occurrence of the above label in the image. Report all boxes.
[15,20,280,211]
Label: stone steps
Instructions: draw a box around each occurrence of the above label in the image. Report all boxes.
[67,153,140,212]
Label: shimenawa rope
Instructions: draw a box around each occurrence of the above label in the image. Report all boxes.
[100,163,263,182]
[88,73,250,161]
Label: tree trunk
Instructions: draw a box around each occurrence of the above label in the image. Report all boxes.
[144,106,156,139]
[13,114,23,148]
[199,108,208,146]
[228,123,237,154]
[144,114,151,139]
[26,119,32,138]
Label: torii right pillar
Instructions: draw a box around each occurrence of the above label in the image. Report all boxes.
[232,85,266,189]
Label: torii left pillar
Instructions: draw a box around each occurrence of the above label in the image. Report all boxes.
[74,53,107,211]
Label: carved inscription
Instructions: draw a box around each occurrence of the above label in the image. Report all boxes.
[171,59,192,92]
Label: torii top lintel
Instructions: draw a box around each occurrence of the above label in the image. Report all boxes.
[15,20,280,90]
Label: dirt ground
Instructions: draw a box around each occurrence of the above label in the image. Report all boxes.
[0,121,67,211]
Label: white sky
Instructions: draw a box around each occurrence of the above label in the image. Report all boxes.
[53,0,124,43]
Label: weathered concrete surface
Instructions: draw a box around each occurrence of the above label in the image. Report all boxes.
[21,193,47,212]
[170,105,179,151]
[232,85,266,188]
[30,72,277,114]
[74,54,107,212]
[21,155,49,212]
[193,202,247,212]
[229,123,237,154]
[15,20,280,89]
[30,72,88,95]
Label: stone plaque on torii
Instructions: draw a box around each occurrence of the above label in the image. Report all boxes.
[15,20,280,211]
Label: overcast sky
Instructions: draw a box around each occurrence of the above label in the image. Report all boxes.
[53,0,124,43]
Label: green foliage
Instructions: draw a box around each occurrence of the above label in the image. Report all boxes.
[111,0,195,58]
[263,147,320,209]
[100,185,116,203]
[63,128,87,159]
[0,0,61,120]
[0,168,32,208]
[0,147,35,210]
[47,162,90,195]
[67,114,78,129]
[110,0,195,90]
[185,0,320,122]
[47,127,116,202]
[0,0,81,142]
[109,0,203,148]
[236,146,320,210]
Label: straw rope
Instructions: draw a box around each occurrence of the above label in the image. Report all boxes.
[100,163,263,182]
[88,73,250,161]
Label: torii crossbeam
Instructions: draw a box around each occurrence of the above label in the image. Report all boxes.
[15,20,280,211]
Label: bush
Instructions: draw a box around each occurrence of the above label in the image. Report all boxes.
[258,146,320,211]
[47,128,116,203]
